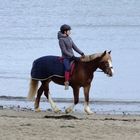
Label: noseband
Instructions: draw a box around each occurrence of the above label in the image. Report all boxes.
[97,62,113,73]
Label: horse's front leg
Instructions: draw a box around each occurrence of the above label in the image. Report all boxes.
[84,84,93,115]
[65,87,79,114]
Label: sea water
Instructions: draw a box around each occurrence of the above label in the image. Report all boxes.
[0,0,140,113]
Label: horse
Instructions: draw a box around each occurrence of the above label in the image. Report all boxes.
[27,50,114,115]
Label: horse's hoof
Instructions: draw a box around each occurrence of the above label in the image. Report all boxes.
[35,108,41,112]
[54,108,61,113]
[65,108,73,114]
[84,108,93,115]
[86,111,93,115]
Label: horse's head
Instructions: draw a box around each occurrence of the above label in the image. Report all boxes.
[80,50,114,77]
[98,50,114,77]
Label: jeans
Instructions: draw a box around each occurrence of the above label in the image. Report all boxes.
[63,58,71,71]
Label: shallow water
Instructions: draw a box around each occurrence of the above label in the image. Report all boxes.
[1,97,140,115]
[0,0,140,107]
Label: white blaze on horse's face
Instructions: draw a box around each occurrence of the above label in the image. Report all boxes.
[108,60,114,76]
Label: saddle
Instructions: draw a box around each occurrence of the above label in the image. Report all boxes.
[31,56,75,81]
[58,57,75,75]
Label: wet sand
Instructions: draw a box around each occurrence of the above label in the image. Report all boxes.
[0,109,140,140]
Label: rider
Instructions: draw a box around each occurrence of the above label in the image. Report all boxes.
[58,24,85,90]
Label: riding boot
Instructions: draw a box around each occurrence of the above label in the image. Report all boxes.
[64,71,70,90]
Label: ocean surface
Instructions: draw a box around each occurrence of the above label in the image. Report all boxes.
[0,0,140,113]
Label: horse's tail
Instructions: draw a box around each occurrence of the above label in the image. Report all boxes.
[27,79,39,100]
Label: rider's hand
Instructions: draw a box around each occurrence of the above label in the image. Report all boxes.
[71,56,80,61]
[81,53,85,58]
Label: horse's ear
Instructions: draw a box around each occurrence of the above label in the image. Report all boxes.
[100,50,107,58]
[108,50,111,54]
[103,50,107,56]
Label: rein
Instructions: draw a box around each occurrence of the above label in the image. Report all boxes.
[96,65,113,73]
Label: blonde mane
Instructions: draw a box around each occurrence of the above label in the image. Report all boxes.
[80,53,102,62]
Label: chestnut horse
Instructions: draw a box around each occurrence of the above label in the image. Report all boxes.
[28,51,114,114]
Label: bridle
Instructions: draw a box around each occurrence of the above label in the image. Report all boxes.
[97,61,113,74]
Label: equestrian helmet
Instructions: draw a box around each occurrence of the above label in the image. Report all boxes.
[60,24,71,33]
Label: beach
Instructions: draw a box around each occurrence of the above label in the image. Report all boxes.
[0,109,140,140]
[0,0,140,139]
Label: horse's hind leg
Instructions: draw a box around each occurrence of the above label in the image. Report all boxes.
[34,84,44,112]
[43,81,61,113]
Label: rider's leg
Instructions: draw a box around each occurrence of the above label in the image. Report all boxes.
[63,58,70,90]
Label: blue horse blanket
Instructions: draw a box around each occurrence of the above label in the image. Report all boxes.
[31,56,65,80]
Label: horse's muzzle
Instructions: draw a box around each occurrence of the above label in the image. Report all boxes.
[109,68,114,77]
[105,67,114,77]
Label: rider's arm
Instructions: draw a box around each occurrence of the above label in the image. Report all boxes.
[72,40,84,56]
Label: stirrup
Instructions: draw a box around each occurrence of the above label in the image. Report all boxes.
[64,81,69,90]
